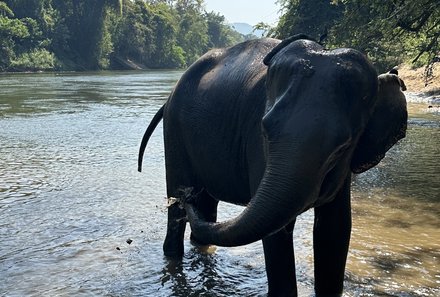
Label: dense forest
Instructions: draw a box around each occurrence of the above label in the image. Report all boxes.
[0,0,438,72]
[0,0,246,71]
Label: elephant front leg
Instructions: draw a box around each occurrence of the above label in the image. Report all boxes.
[188,191,219,246]
[313,176,351,296]
[263,220,297,297]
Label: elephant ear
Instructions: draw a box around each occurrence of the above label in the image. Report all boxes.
[351,73,408,173]
[388,68,407,91]
[263,34,316,65]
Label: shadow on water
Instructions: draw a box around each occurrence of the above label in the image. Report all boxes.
[345,252,439,296]
[161,250,231,297]
[106,239,270,297]
[360,246,438,292]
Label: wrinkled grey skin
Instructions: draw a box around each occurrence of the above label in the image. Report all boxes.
[138,35,407,297]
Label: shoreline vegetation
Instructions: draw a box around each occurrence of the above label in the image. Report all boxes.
[0,0,250,72]
[2,62,438,96]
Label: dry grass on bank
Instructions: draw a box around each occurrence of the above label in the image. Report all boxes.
[397,63,440,94]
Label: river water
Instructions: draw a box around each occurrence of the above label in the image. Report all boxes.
[0,71,438,296]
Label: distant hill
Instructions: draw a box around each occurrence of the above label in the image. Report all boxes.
[230,22,264,37]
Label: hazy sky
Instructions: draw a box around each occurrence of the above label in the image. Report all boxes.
[204,0,281,26]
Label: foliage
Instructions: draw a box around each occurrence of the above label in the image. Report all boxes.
[48,0,122,70]
[329,0,439,71]
[0,0,61,71]
[205,11,243,49]
[9,48,57,71]
[273,0,440,72]
[0,15,27,70]
[175,0,209,65]
[274,0,342,41]
[148,2,186,68]
[0,0,247,71]
[0,1,13,17]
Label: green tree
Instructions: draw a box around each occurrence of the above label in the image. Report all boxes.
[149,1,185,68]
[205,11,243,48]
[110,0,185,69]
[275,0,439,71]
[0,2,28,70]
[0,1,13,16]
[4,0,58,44]
[0,0,57,71]
[52,0,122,69]
[175,0,209,65]
[111,0,155,66]
[0,0,251,71]
[10,48,56,71]
[274,0,342,41]
[330,0,439,71]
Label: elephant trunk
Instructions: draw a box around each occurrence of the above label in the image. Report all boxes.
[186,140,323,247]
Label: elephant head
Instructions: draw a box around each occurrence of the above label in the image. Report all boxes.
[185,39,407,247]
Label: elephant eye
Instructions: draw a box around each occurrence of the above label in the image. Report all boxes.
[290,59,314,77]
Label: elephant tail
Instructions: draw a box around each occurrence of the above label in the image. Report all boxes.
[138,105,165,172]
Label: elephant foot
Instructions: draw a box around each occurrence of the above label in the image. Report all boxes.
[190,234,217,254]
[163,236,184,258]
[267,289,297,297]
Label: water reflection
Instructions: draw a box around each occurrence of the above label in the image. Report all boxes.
[348,107,440,295]
[0,71,181,116]
[161,251,227,297]
[0,71,439,296]
[347,191,440,295]
[353,125,440,201]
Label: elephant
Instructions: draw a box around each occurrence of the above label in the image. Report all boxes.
[138,35,407,297]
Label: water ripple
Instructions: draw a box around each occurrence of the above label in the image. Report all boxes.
[0,72,438,297]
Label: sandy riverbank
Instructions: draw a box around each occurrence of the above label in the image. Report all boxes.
[397,63,440,94]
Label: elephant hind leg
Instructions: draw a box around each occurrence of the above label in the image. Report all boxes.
[163,158,195,258]
[162,127,218,256]
[163,131,196,258]
[163,202,187,258]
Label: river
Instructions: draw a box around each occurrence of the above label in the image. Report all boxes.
[0,71,438,296]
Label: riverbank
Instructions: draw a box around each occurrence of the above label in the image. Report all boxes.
[398,63,440,94]
[2,61,438,96]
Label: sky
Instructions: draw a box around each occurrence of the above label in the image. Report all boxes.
[204,0,281,26]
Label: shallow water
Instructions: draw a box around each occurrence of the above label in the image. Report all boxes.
[0,71,438,296]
